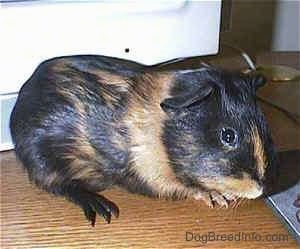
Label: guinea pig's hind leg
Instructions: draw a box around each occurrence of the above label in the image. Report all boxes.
[63,180,119,226]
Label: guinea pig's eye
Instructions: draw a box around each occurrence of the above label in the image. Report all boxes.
[220,127,238,147]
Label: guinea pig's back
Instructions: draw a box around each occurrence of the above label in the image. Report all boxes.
[10,58,84,146]
[10,56,131,191]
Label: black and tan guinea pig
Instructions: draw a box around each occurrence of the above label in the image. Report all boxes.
[10,55,277,226]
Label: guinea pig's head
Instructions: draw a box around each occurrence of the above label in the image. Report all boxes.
[161,68,277,200]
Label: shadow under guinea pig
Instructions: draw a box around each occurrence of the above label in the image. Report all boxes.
[265,150,300,196]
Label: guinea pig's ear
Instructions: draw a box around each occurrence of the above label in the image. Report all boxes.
[161,82,213,109]
[252,74,266,91]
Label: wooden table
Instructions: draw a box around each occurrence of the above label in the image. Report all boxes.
[1,149,299,249]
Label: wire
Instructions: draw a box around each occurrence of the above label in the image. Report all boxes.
[220,43,300,127]
[257,96,300,126]
[221,43,257,70]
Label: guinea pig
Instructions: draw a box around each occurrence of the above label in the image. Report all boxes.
[10,55,277,226]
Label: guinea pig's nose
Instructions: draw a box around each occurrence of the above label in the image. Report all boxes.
[255,185,264,199]
[245,184,264,199]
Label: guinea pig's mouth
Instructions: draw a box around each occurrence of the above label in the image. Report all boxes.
[200,173,264,200]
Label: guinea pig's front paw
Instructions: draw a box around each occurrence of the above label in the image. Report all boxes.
[210,190,229,208]
[193,190,229,208]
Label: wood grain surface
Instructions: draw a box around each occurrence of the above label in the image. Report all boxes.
[1,150,298,249]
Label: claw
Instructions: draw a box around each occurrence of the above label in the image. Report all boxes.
[65,181,119,226]
[91,199,111,223]
[70,190,119,225]
[104,212,111,224]
[82,204,96,226]
[223,192,237,202]
[110,202,119,218]
[193,191,214,208]
[95,196,119,219]
[194,190,229,208]
[210,190,228,208]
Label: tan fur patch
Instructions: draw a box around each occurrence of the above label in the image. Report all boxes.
[85,67,130,107]
[251,125,266,178]
[67,140,96,160]
[43,159,103,190]
[53,59,129,108]
[55,84,86,115]
[68,158,100,180]
[90,69,129,90]
[124,72,192,198]
[43,171,59,188]
[49,58,68,72]
[42,137,99,189]
[201,173,263,199]
[51,58,129,91]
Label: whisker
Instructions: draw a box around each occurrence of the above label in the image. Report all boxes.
[244,198,250,207]
[240,198,247,208]
[239,198,243,207]
[232,198,239,209]
[235,197,243,209]
[225,193,236,218]
[231,199,238,217]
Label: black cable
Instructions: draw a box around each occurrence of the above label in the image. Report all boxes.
[257,96,300,126]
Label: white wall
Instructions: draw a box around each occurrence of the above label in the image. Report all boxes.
[221,0,300,53]
[220,1,276,54]
[0,1,221,94]
[272,0,300,51]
